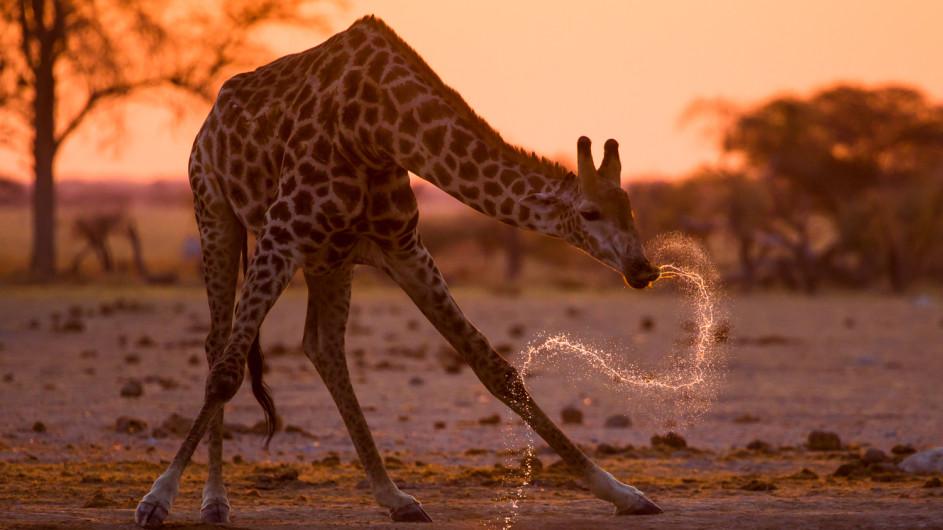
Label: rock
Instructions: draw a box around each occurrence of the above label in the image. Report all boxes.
[806,430,841,451]
[116,416,148,434]
[433,421,446,430]
[899,448,943,473]
[651,432,687,449]
[924,477,942,488]
[746,439,772,452]
[408,376,424,386]
[560,405,583,425]
[119,380,143,398]
[861,448,888,465]
[639,316,655,332]
[508,323,526,339]
[32,421,46,433]
[520,453,543,473]
[603,414,632,429]
[733,413,761,424]
[152,413,192,438]
[478,414,501,425]
[891,444,917,456]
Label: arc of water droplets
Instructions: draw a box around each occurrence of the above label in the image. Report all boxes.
[519,263,716,390]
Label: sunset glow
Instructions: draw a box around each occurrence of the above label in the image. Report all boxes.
[4,0,943,183]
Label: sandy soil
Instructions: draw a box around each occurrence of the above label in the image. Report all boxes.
[1,282,941,528]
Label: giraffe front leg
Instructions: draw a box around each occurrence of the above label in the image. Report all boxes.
[383,245,662,516]
[302,269,431,522]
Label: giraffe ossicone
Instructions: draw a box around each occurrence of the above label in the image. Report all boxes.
[135,15,661,527]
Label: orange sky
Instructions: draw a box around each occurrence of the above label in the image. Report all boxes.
[4,0,943,183]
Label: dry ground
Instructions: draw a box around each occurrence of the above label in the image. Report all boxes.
[0,282,941,528]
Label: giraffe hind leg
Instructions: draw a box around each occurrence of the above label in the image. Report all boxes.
[301,268,431,522]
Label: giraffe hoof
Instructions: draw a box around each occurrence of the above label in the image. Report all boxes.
[616,496,664,515]
[201,499,231,524]
[390,502,432,522]
[135,500,169,528]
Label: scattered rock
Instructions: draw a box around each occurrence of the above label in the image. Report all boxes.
[899,448,943,473]
[136,335,155,348]
[124,353,141,365]
[891,444,917,456]
[520,453,543,474]
[806,430,841,451]
[408,376,424,386]
[861,448,888,465]
[433,421,446,430]
[60,318,86,333]
[152,413,192,438]
[832,462,865,478]
[924,477,942,488]
[3,373,13,383]
[746,439,772,452]
[560,406,583,425]
[32,421,46,433]
[639,316,655,332]
[742,479,777,491]
[508,323,526,339]
[713,322,732,343]
[478,414,501,426]
[188,354,201,366]
[603,414,632,429]
[116,416,148,434]
[651,432,687,449]
[733,413,761,424]
[120,380,144,398]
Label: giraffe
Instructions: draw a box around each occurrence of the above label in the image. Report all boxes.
[135,15,663,527]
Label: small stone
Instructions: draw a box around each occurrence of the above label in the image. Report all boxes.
[923,477,942,488]
[639,316,655,332]
[408,376,424,386]
[61,318,85,333]
[746,439,772,452]
[560,405,583,425]
[508,323,526,339]
[32,421,46,433]
[120,380,144,398]
[433,421,446,430]
[806,430,841,451]
[124,353,141,365]
[733,413,761,424]
[861,448,888,465]
[478,414,501,425]
[899,448,943,473]
[3,373,13,383]
[520,453,543,473]
[891,444,917,456]
[136,335,155,347]
[603,414,632,429]
[188,354,201,366]
[651,432,687,449]
[115,416,148,434]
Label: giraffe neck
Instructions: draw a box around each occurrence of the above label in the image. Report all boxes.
[341,17,573,238]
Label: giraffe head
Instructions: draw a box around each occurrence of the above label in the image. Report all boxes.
[524,136,660,289]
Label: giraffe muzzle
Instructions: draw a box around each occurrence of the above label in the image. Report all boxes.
[623,260,660,289]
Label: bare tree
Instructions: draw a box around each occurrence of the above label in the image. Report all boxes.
[0,0,343,278]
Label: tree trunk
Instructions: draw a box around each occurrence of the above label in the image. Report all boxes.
[30,48,58,278]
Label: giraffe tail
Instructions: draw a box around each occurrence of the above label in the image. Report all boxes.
[242,236,278,448]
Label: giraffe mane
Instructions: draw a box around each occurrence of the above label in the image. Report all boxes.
[356,15,574,185]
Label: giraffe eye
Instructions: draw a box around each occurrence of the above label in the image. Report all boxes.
[579,209,602,221]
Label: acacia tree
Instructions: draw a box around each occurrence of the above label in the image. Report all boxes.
[0,0,341,278]
[718,85,943,291]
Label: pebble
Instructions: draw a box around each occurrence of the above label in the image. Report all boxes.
[560,406,583,425]
[603,414,632,428]
[861,448,887,464]
[115,416,148,434]
[806,430,841,451]
[120,380,144,398]
[651,432,687,449]
[899,448,943,473]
